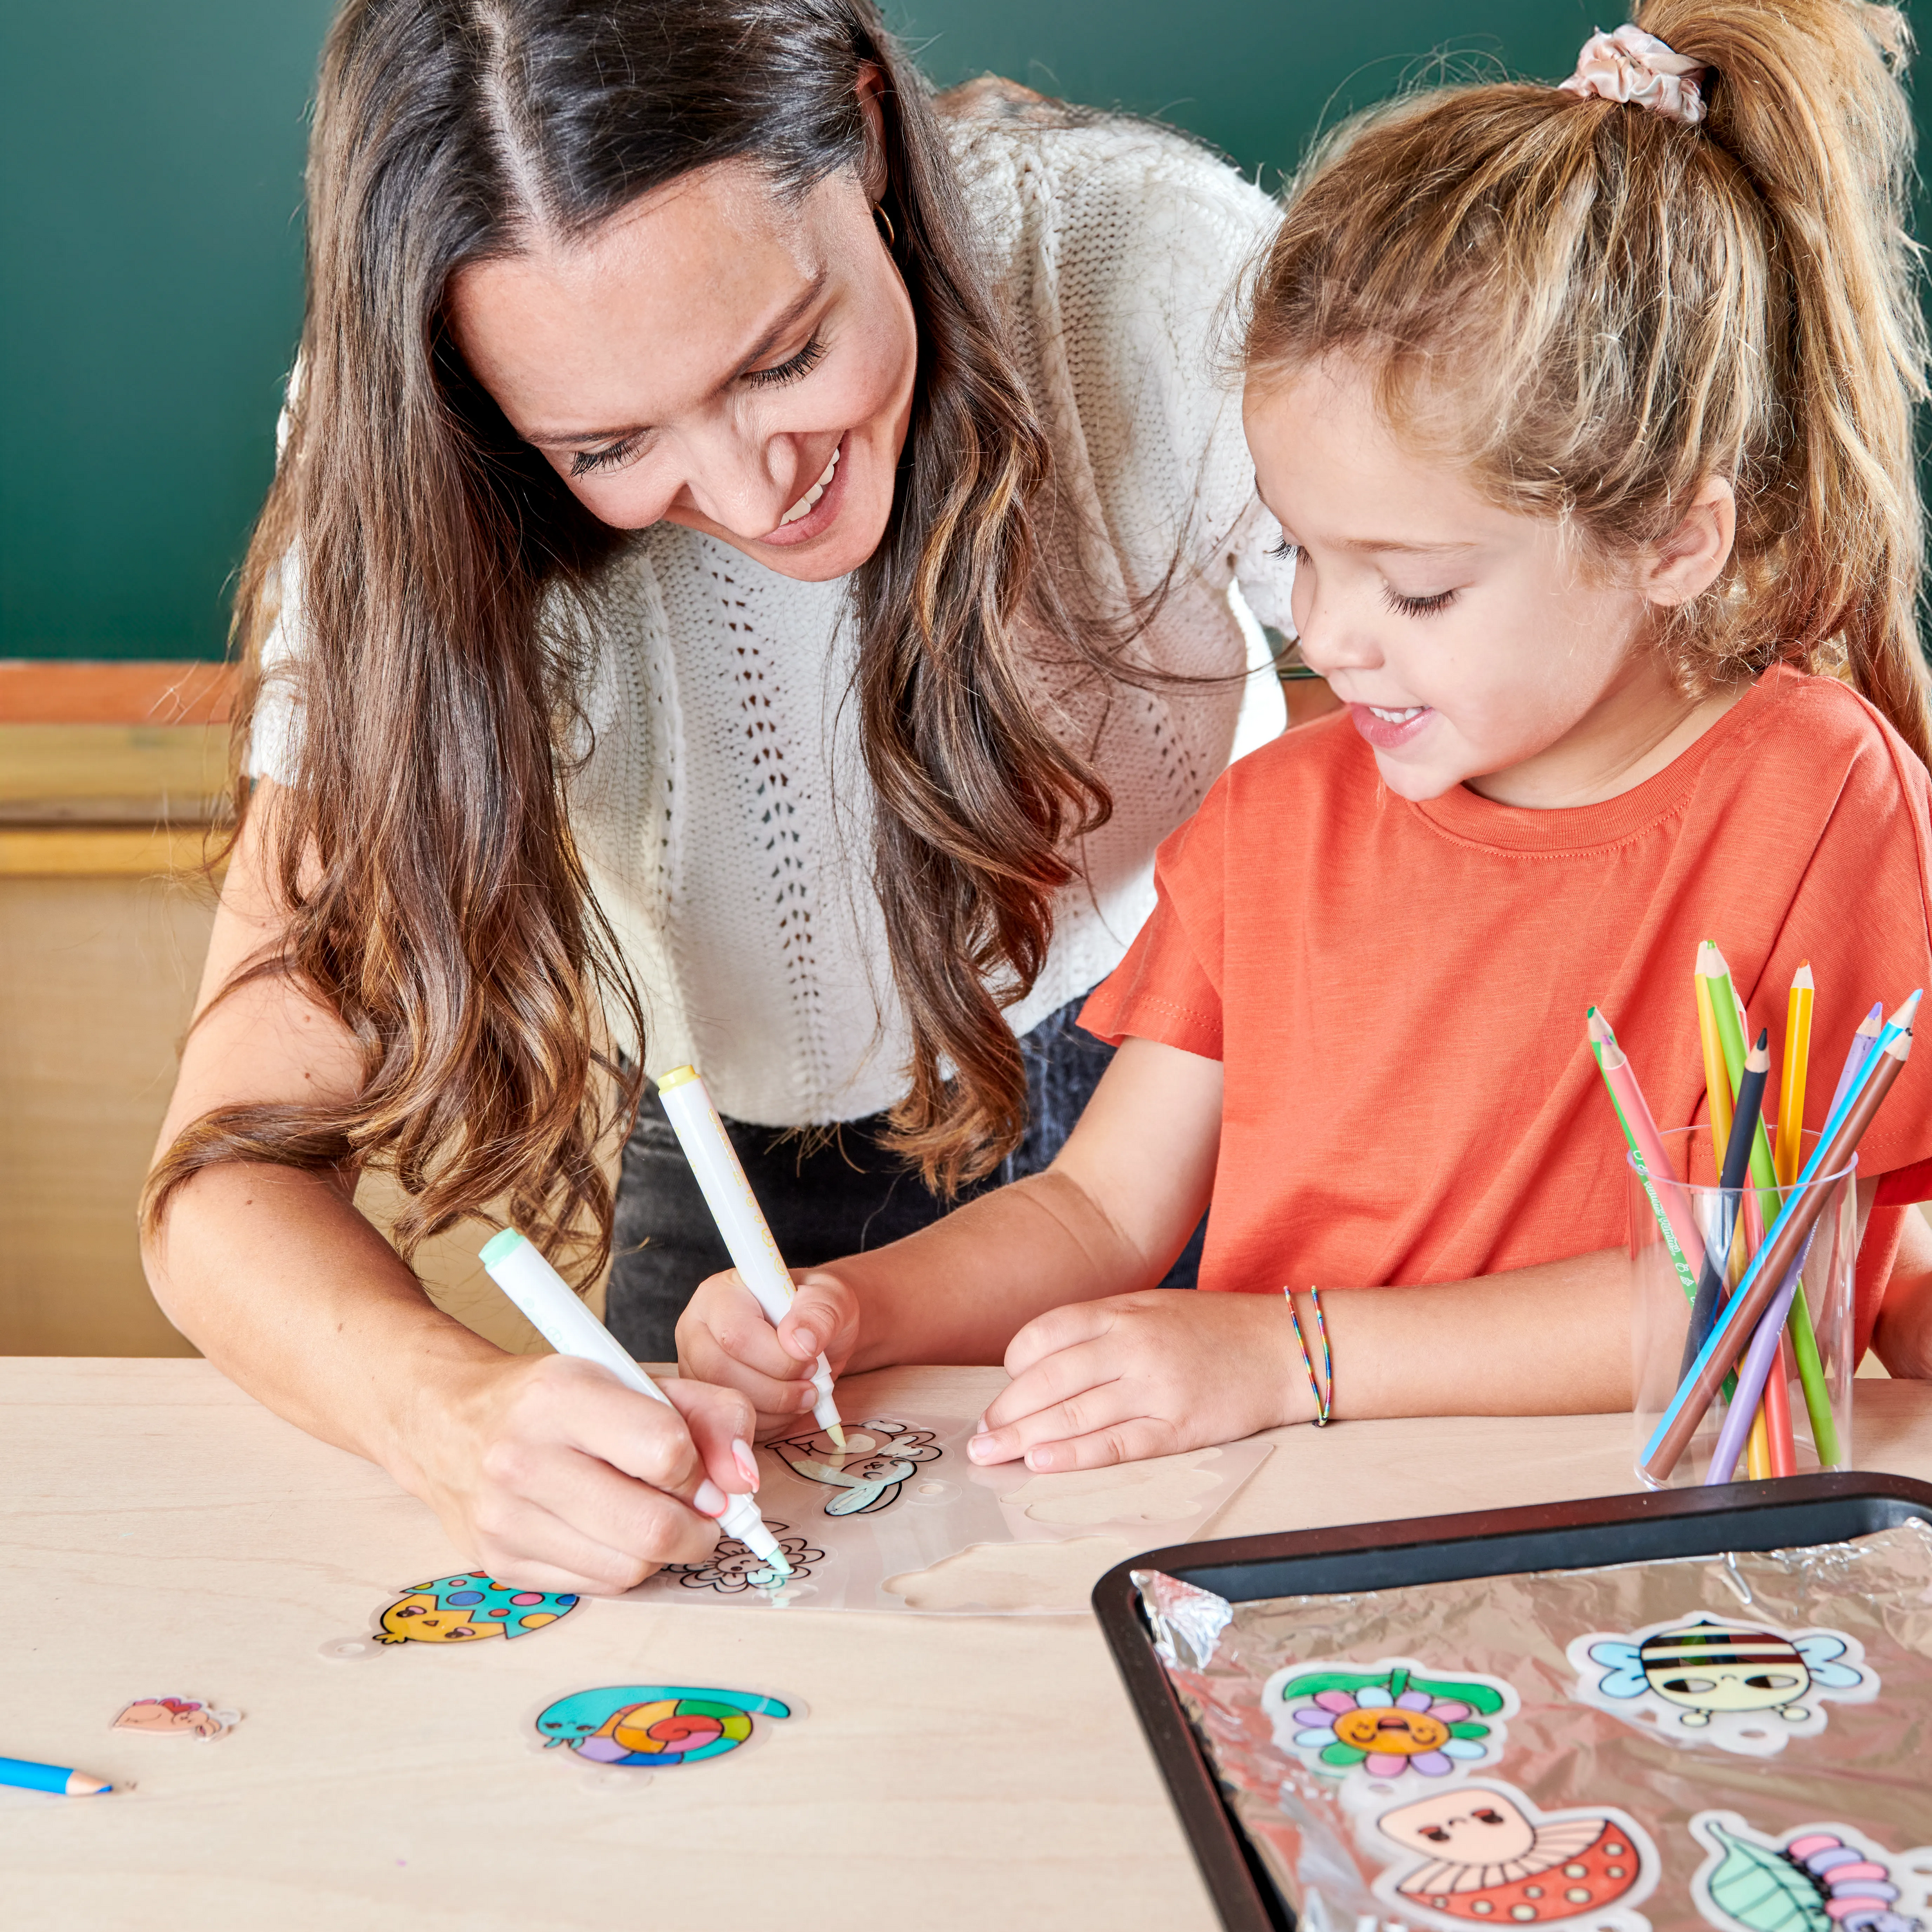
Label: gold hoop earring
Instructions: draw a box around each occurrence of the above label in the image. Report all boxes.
[873,202,896,250]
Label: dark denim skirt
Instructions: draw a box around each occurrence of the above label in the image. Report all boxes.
[605,996,1204,1361]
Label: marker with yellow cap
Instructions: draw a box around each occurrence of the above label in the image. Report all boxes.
[478,1227,789,1580]
[654,1065,846,1447]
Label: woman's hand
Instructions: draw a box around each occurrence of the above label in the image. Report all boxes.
[676,1267,862,1439]
[419,1351,762,1595]
[966,1289,1305,1472]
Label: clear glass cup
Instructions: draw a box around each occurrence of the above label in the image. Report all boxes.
[1628,1124,1857,1488]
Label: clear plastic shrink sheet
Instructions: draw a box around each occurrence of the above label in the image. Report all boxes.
[1137,1521,1932,1932]
[621,1416,1272,1613]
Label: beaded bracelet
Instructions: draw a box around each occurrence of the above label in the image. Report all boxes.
[1283,1285,1333,1426]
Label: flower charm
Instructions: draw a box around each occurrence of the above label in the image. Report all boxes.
[1267,1662,1513,1784]
[665,1524,823,1594]
[1293,1683,1490,1778]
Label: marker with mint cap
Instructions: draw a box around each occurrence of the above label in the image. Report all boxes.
[478,1227,790,1580]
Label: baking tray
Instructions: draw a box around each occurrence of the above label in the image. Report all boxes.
[1091,1472,1932,1932]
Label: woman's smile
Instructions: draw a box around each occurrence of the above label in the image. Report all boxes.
[759,435,848,548]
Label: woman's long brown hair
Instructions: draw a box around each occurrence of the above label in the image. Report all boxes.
[1245,0,1931,762]
[144,0,1112,1274]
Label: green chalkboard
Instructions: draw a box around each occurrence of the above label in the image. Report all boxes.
[0,1,1909,662]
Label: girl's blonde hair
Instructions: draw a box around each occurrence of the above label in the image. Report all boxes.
[1246,0,1932,762]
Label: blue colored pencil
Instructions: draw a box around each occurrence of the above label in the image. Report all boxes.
[0,1754,111,1796]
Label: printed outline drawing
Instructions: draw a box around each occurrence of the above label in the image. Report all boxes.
[373,1571,582,1644]
[662,1523,825,1593]
[1369,1780,1660,1932]
[770,1416,942,1515]
[535,1685,791,1768]
[111,1697,237,1741]
[1568,1613,1875,1754]
[1263,1657,1517,1787]
[1689,1812,1932,1932]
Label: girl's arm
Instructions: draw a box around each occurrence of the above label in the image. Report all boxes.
[143,782,756,1593]
[677,1036,1633,1452]
[1873,1202,1932,1378]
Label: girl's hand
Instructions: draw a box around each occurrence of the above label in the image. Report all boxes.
[417,1352,760,1595]
[967,1289,1304,1471]
[676,1267,861,1440]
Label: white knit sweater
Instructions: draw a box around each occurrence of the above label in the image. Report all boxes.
[256,108,1292,1128]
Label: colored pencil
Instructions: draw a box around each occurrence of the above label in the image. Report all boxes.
[1680,1033,1767,1376]
[1694,954,1733,1159]
[1587,1009,1704,1298]
[1707,1227,1819,1485]
[1763,965,1812,1480]
[1703,947,1834,1461]
[1830,1003,1884,1116]
[1640,995,1918,1483]
[1776,963,1814,1189]
[0,1756,110,1797]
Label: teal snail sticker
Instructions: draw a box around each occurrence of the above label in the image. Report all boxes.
[770,1417,942,1516]
[535,1686,790,1768]
[1262,1657,1517,1789]
[1689,1813,1932,1932]
[1372,1781,1659,1932]
[1567,1615,1875,1756]
[374,1572,582,1645]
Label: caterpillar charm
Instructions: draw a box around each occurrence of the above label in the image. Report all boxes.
[1690,1814,1932,1932]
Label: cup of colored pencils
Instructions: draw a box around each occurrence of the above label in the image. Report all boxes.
[1620,1122,1859,1487]
[1590,956,1917,1489]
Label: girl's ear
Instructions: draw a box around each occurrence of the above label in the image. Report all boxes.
[1639,477,1736,609]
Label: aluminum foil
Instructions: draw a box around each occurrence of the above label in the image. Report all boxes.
[1137,1521,1932,1931]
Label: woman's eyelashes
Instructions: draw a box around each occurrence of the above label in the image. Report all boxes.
[742,332,828,389]
[571,435,646,478]
[565,334,831,477]
[1266,536,1300,563]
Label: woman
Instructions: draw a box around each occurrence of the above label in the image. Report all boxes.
[143,0,1303,1594]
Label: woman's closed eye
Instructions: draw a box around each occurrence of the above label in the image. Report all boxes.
[1381,581,1457,618]
[571,434,648,478]
[742,332,828,390]
[1266,536,1300,564]
[567,334,831,477]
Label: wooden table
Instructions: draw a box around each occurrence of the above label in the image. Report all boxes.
[7,1359,1931,1929]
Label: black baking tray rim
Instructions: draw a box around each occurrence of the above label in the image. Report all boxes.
[1092,1471,1932,1932]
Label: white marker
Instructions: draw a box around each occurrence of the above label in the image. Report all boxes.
[477,1227,789,1580]
[654,1065,846,1447]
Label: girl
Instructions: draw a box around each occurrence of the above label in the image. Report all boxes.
[142,1,1294,1593]
[681,0,1932,1468]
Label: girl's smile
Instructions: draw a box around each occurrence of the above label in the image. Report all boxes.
[1348,702,1434,750]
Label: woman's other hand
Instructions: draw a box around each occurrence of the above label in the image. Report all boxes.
[965,1288,1303,1472]
[424,1352,761,1595]
[676,1267,860,1439]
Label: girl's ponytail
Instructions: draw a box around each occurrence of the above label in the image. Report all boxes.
[1247,0,1932,764]
[1638,0,1932,760]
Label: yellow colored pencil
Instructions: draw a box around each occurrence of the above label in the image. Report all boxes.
[1777,963,1814,1189]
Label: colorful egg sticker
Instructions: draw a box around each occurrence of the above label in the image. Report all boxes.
[374,1573,581,1645]
[1569,1615,1875,1756]
[1370,1782,1660,1932]
[1264,1658,1517,1790]
[535,1686,791,1770]
[1690,1814,1932,1932]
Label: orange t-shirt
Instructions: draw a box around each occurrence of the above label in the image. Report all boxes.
[1080,667,1932,1356]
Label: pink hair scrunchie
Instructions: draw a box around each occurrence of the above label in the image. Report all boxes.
[1559,23,1708,126]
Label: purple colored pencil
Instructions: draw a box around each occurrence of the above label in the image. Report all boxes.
[1827,1003,1884,1119]
[1704,1227,1817,1486]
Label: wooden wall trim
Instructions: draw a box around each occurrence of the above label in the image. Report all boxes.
[0,661,236,725]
